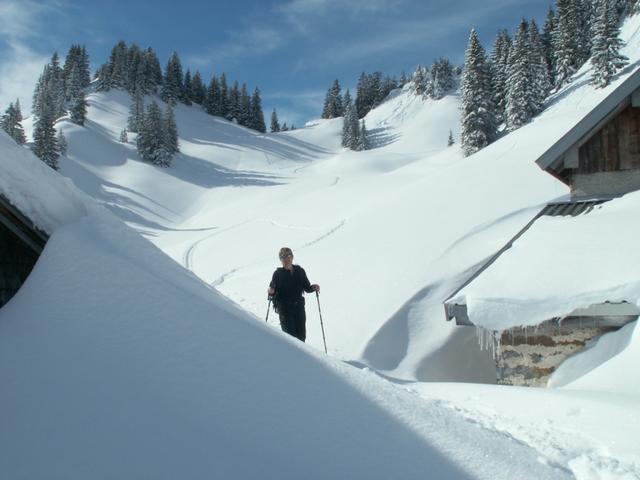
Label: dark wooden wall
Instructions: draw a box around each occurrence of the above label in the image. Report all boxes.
[579,104,640,173]
[0,223,39,308]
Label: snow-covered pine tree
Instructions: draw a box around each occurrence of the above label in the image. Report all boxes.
[448,130,455,147]
[412,65,430,96]
[128,89,145,133]
[49,52,66,119]
[430,58,454,99]
[32,98,59,169]
[219,73,229,118]
[355,120,369,151]
[591,0,629,88]
[460,29,496,156]
[183,69,193,106]
[137,100,169,166]
[147,48,163,89]
[542,7,557,86]
[70,90,88,126]
[204,75,221,116]
[341,90,359,149]
[120,128,128,143]
[281,122,289,131]
[270,109,281,132]
[506,19,534,130]
[553,0,582,88]
[227,81,240,122]
[161,52,184,106]
[528,19,551,115]
[191,71,206,105]
[321,79,343,118]
[57,130,68,156]
[490,29,512,124]
[250,87,266,133]
[239,83,251,126]
[1,100,27,144]
[163,105,179,156]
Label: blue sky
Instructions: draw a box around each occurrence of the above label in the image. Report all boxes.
[0,0,552,126]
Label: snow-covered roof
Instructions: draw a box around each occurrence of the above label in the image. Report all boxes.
[0,193,48,252]
[0,131,87,235]
[535,67,640,175]
[445,191,640,331]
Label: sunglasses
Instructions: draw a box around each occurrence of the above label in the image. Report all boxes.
[279,253,293,259]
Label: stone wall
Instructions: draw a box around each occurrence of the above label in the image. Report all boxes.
[496,317,632,387]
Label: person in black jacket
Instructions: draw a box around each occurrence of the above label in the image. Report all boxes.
[267,247,319,342]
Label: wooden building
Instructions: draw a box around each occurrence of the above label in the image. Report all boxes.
[443,68,640,387]
[0,194,48,308]
[537,68,640,197]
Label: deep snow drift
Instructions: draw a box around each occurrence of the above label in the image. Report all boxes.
[2,11,639,480]
[1,131,572,479]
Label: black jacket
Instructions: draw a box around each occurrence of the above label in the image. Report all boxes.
[270,265,314,303]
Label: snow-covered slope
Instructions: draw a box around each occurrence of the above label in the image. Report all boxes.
[1,131,573,480]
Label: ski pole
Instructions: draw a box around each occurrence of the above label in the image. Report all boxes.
[265,297,272,323]
[315,291,328,354]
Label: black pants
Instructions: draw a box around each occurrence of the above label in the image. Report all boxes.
[278,299,306,342]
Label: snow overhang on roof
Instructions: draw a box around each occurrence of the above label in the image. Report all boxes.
[0,194,48,254]
[535,67,640,178]
[443,198,624,328]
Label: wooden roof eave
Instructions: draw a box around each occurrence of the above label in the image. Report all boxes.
[0,195,48,254]
[536,67,640,176]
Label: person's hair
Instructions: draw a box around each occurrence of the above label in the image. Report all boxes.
[278,247,293,259]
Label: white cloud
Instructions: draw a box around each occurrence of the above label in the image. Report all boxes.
[0,41,47,115]
[187,26,285,68]
[0,0,65,114]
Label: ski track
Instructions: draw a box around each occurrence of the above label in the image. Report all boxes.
[425,397,640,480]
[301,219,347,248]
[182,220,250,270]
[211,268,238,287]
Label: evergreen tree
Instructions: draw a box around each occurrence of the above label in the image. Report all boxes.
[249,87,266,133]
[32,98,59,169]
[239,83,251,126]
[591,0,629,87]
[70,90,88,125]
[460,29,496,156]
[49,52,66,119]
[430,58,454,99]
[1,100,26,144]
[542,7,557,85]
[120,128,128,143]
[204,75,221,116]
[219,73,229,118]
[128,89,145,133]
[412,65,430,96]
[270,108,281,132]
[321,79,343,118]
[191,71,206,105]
[341,90,360,149]
[553,0,582,88]
[183,69,193,106]
[137,100,170,166]
[161,52,184,106]
[355,120,369,151]
[227,80,241,122]
[163,105,179,155]
[281,122,289,131]
[57,130,68,156]
[448,130,455,147]
[506,19,534,130]
[528,19,551,115]
[490,29,512,124]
